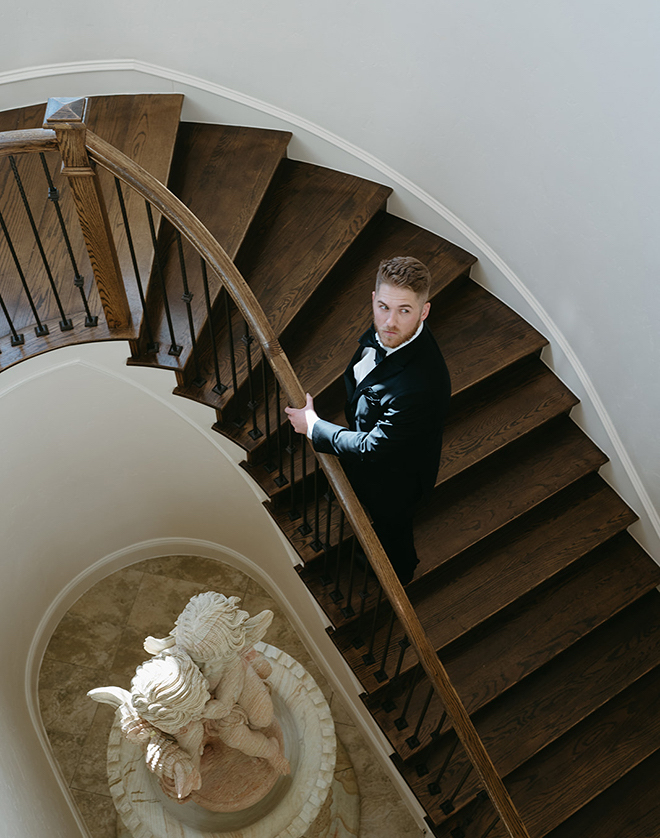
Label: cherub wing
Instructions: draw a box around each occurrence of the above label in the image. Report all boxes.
[87,686,132,708]
[243,609,273,647]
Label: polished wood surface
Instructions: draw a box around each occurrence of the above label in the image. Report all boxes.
[0,94,182,352]
[48,108,131,330]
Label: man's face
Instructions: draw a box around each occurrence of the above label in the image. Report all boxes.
[372,281,430,349]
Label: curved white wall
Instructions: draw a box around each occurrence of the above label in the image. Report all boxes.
[1,0,657,556]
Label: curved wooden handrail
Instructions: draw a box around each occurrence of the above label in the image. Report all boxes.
[0,128,530,838]
[0,128,58,158]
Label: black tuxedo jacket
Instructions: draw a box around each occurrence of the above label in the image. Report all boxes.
[312,323,451,507]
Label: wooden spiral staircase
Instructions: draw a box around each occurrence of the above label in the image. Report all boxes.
[2,94,660,838]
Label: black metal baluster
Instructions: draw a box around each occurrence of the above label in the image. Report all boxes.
[393,635,411,679]
[200,259,227,396]
[395,667,421,731]
[351,555,374,648]
[374,611,397,682]
[381,634,411,713]
[406,685,435,749]
[319,488,335,584]
[362,587,383,666]
[441,762,474,815]
[330,510,345,602]
[242,321,262,439]
[341,536,357,618]
[310,458,323,552]
[223,289,242,422]
[428,735,460,795]
[431,709,448,741]
[274,380,288,488]
[9,155,72,331]
[40,153,98,328]
[145,202,181,355]
[287,425,300,520]
[297,438,312,535]
[115,178,157,352]
[176,231,205,386]
[478,813,500,838]
[261,358,276,473]
[0,206,46,337]
[0,288,23,347]
[323,488,334,551]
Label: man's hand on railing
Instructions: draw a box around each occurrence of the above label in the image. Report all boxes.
[285,392,318,438]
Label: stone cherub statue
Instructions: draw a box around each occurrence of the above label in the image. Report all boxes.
[89,592,290,806]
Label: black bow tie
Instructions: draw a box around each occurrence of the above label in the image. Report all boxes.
[361,330,387,364]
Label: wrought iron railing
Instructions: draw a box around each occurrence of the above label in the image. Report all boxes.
[0,96,530,838]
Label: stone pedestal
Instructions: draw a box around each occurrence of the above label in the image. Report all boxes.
[108,643,337,838]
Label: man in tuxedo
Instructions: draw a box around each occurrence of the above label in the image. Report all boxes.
[285,256,451,585]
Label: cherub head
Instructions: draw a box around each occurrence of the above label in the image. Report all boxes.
[144,592,273,665]
[130,649,211,735]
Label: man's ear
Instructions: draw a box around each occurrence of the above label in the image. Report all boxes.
[421,301,431,321]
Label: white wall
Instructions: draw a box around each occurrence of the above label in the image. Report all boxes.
[1,0,657,555]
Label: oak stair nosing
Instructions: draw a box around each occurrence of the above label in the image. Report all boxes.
[393,590,660,825]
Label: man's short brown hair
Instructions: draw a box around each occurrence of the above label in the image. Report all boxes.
[375,257,432,302]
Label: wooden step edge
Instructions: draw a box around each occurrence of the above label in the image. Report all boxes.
[355,532,660,710]
[433,662,660,837]
[392,591,660,824]
[355,527,648,759]
[449,333,549,400]
[542,746,660,838]
[436,372,580,487]
[0,311,138,373]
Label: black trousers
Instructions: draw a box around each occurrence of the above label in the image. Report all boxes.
[343,462,422,585]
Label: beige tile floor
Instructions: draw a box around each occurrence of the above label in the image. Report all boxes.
[38,556,424,838]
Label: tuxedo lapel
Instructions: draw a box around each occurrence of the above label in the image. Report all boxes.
[347,324,427,407]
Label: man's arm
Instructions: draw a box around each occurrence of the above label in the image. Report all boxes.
[311,392,429,463]
[286,390,434,464]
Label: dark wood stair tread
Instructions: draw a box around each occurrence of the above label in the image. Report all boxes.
[437,662,660,837]
[437,534,659,718]
[435,281,548,396]
[326,475,637,686]
[128,123,291,372]
[240,160,392,336]
[168,123,292,261]
[359,531,659,733]
[438,360,578,484]
[171,159,391,405]
[398,591,660,824]
[544,747,660,838]
[414,417,607,577]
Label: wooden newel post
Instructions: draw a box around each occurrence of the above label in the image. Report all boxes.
[44,97,131,330]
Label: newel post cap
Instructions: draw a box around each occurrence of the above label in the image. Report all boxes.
[44,97,89,128]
